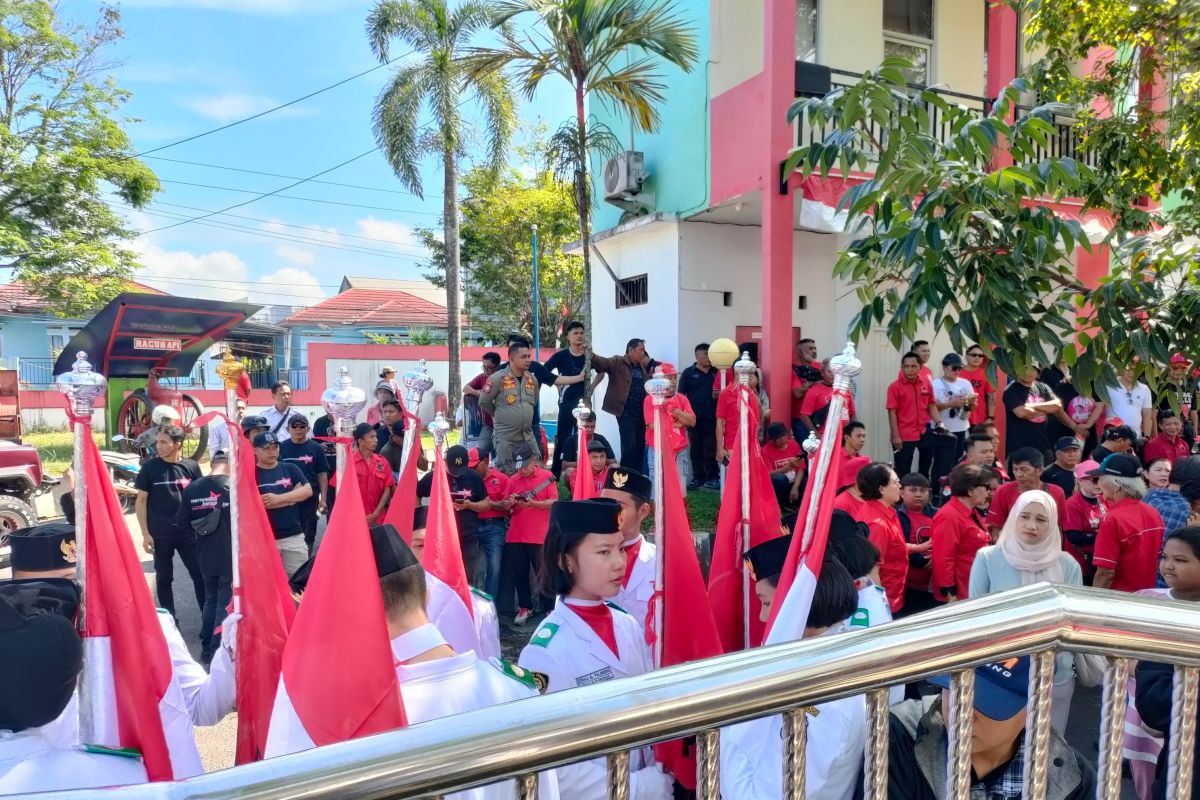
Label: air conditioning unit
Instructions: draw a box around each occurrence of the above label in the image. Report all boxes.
[603,151,647,200]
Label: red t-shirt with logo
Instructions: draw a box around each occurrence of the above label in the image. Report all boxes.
[761,438,803,472]
[1093,497,1165,592]
[505,468,558,544]
[900,506,935,591]
[886,376,934,442]
[1062,492,1106,576]
[643,393,693,453]
[958,367,995,426]
[478,467,509,520]
[716,384,762,451]
[799,384,856,433]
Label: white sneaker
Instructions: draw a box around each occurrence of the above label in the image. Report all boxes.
[514,607,532,625]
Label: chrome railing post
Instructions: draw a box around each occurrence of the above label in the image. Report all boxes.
[1169,665,1200,800]
[695,729,720,800]
[515,773,539,800]
[1023,650,1055,800]
[782,708,807,799]
[1097,657,1134,800]
[945,669,975,800]
[863,688,889,800]
[606,751,630,800]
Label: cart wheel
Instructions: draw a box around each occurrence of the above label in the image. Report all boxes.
[115,392,151,454]
[180,394,208,461]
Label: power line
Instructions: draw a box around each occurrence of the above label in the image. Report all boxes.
[155,179,443,216]
[128,53,414,160]
[145,156,440,199]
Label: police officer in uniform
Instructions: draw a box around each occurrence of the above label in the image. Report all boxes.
[0,579,149,792]
[598,467,656,633]
[481,340,542,473]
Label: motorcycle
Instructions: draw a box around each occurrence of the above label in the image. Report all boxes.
[102,440,141,514]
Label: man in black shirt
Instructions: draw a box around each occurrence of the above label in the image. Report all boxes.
[372,399,404,454]
[378,419,429,476]
[677,343,719,488]
[134,424,205,622]
[176,450,232,663]
[544,321,589,478]
[1041,436,1082,497]
[254,431,312,577]
[559,410,617,483]
[1001,367,1063,460]
[278,414,330,556]
[416,444,489,586]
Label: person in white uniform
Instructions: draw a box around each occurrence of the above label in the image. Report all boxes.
[285,523,557,799]
[598,467,656,633]
[826,511,893,631]
[0,579,149,794]
[9,522,236,765]
[519,499,672,800]
[719,535,866,800]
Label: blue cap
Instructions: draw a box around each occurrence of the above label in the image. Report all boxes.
[928,656,1030,721]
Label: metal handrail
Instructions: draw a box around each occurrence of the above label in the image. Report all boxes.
[34,583,1200,800]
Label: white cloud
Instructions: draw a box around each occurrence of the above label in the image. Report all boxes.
[273,244,316,265]
[256,268,325,304]
[180,92,315,123]
[117,0,361,13]
[356,217,430,256]
[132,242,251,302]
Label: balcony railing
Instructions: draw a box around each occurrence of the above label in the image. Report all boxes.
[794,65,1098,170]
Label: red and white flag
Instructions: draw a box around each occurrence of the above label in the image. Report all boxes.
[763,414,847,645]
[707,394,785,651]
[422,446,477,655]
[80,431,202,780]
[264,443,405,756]
[572,425,595,499]
[651,420,723,788]
[383,410,423,544]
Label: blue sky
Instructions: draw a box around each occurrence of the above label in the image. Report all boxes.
[61,0,574,309]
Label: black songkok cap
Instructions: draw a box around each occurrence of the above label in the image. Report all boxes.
[549,499,622,546]
[0,580,83,731]
[412,505,429,532]
[368,524,420,578]
[744,535,793,583]
[602,467,652,502]
[10,522,76,574]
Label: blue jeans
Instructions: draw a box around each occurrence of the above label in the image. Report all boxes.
[476,518,507,599]
[201,574,233,657]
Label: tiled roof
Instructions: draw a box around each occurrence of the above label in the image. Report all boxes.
[0,280,166,314]
[282,288,455,328]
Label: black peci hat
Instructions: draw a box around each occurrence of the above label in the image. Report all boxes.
[412,505,429,532]
[10,522,76,574]
[0,581,83,732]
[368,524,420,578]
[602,467,653,502]
[549,499,622,546]
[744,535,792,583]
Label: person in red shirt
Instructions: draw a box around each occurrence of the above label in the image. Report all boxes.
[896,473,937,614]
[958,345,997,426]
[797,358,857,437]
[715,375,763,465]
[987,447,1067,538]
[643,363,696,496]
[347,423,395,524]
[886,352,940,476]
[501,444,558,623]
[855,463,908,612]
[762,421,805,508]
[1062,459,1106,582]
[1143,408,1191,466]
[472,447,510,599]
[584,440,611,495]
[931,463,997,601]
[1091,454,1166,592]
[790,337,822,441]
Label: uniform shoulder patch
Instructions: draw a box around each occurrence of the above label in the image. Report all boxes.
[530,622,559,647]
[605,601,629,615]
[471,586,494,602]
[83,744,144,760]
[489,658,547,693]
[850,608,870,628]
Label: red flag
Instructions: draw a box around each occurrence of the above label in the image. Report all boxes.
[651,415,723,788]
[267,443,405,753]
[572,426,595,499]
[383,411,423,543]
[231,422,296,764]
[707,390,785,651]
[80,430,176,781]
[764,407,848,644]
[425,446,475,621]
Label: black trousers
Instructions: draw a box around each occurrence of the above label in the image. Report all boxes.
[500,542,553,614]
[299,500,319,554]
[152,536,205,620]
[689,417,718,482]
[550,405,577,479]
[894,440,920,476]
[617,415,647,471]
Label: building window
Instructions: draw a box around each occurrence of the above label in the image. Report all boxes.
[615,275,648,309]
[883,0,933,86]
[796,0,818,63]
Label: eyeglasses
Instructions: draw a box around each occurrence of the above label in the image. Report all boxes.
[967,352,984,358]
[947,365,961,371]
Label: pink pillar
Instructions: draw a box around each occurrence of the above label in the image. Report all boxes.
[986,3,1018,169]
[761,0,796,423]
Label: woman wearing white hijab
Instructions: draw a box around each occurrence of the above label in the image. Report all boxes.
[969,489,1082,732]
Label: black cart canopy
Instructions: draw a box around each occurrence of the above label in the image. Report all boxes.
[52,293,261,379]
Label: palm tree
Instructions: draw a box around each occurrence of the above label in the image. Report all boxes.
[463,0,699,341]
[368,0,515,416]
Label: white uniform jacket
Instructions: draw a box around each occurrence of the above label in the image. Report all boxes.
[518,598,669,800]
[609,536,656,634]
[0,727,149,793]
[392,624,558,800]
[848,581,903,705]
[425,573,483,657]
[472,589,502,660]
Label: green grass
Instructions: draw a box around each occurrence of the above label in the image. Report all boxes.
[25,430,104,477]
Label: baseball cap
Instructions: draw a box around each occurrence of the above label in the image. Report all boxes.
[374,380,396,394]
[1088,453,1142,478]
[942,353,964,368]
[511,443,535,470]
[241,415,268,433]
[253,432,279,448]
[1172,353,1189,366]
[446,444,470,477]
[1074,459,1100,479]
[1054,436,1082,452]
[287,413,309,428]
[1104,424,1136,442]
[656,362,677,377]
[1103,416,1124,430]
[929,657,1031,721]
[838,455,870,490]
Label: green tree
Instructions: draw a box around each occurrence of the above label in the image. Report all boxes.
[0,2,159,317]
[368,0,516,415]
[420,164,584,345]
[463,0,700,375]
[787,0,1200,396]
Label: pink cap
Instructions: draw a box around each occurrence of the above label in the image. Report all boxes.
[467,447,481,468]
[838,455,870,489]
[1104,416,1123,429]
[657,362,677,377]
[1172,353,1190,366]
[1075,459,1100,479]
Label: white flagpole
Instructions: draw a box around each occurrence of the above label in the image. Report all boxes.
[216,351,244,614]
[734,352,755,650]
[645,368,671,668]
[572,400,590,489]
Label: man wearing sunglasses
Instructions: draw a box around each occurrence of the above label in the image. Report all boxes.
[958,347,996,426]
[1106,366,1154,440]
[929,354,976,487]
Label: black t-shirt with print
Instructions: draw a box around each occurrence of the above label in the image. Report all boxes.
[135,457,202,540]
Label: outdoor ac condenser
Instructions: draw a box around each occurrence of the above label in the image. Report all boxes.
[603,151,647,200]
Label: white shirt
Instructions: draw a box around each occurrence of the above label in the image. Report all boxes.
[208,419,232,459]
[0,728,149,793]
[259,404,295,436]
[931,376,976,433]
[1107,381,1153,436]
[608,536,656,635]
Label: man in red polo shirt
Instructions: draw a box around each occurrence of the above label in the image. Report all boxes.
[472,447,510,599]
[715,374,763,466]
[986,446,1067,538]
[1143,408,1192,466]
[797,358,856,437]
[887,352,939,477]
[341,423,396,525]
[1091,454,1166,592]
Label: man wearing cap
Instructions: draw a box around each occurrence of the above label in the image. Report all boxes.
[599,466,655,633]
[885,657,1096,800]
[642,363,695,496]
[480,340,543,473]
[279,414,330,556]
[501,444,557,625]
[1092,422,1136,464]
[177,451,232,664]
[986,447,1068,538]
[1091,454,1165,591]
[367,381,398,427]
[254,431,313,575]
[417,443,489,587]
[0,581,150,792]
[1042,436,1083,497]
[930,353,976,470]
[258,380,295,437]
[1159,353,1198,443]
[1063,460,1106,582]
[1144,408,1191,466]
[269,525,561,799]
[241,414,269,442]
[372,398,405,454]
[346,423,395,527]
